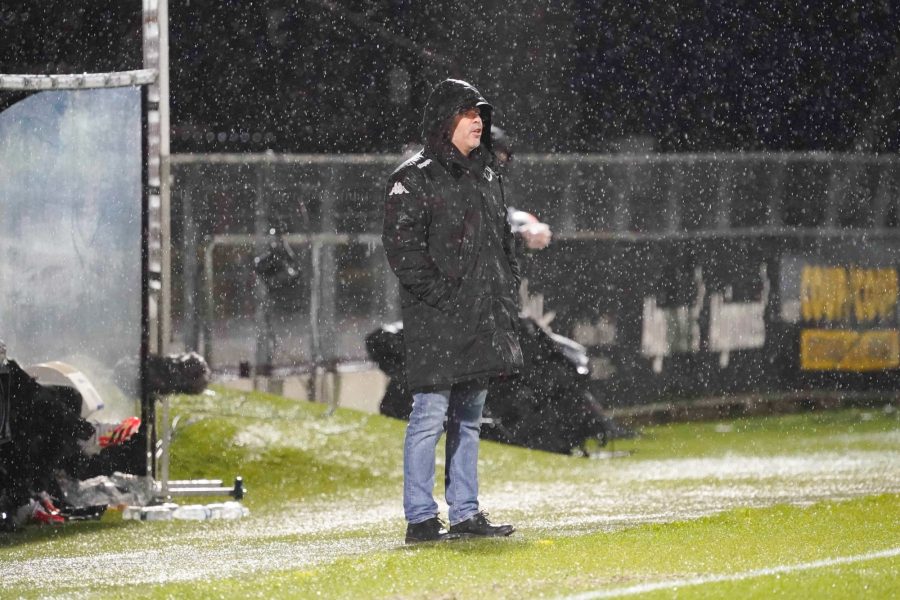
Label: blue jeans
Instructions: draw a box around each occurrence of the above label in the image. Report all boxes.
[403,383,487,525]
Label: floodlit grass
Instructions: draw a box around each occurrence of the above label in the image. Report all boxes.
[166,388,900,506]
[112,495,900,599]
[605,406,900,460]
[166,387,407,509]
[0,386,897,599]
[635,555,900,600]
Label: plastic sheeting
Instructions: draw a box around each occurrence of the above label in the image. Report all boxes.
[0,87,142,413]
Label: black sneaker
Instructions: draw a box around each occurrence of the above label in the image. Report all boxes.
[405,516,449,544]
[448,511,515,538]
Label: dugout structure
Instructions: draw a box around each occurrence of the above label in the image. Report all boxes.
[0,70,157,476]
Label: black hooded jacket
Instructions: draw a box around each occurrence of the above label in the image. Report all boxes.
[382,79,524,391]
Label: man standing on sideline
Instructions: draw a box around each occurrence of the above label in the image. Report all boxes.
[382,79,523,543]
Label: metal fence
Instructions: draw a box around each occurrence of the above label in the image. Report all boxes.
[172,154,400,370]
[170,152,900,379]
[504,152,900,235]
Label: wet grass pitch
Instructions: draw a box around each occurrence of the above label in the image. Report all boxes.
[1,387,897,598]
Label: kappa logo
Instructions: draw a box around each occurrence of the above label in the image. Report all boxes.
[389,181,409,196]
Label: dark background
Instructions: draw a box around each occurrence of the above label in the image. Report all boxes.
[2,0,898,154]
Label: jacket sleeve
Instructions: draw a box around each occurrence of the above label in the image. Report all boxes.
[382,170,460,310]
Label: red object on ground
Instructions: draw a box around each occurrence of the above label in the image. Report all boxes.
[99,416,141,448]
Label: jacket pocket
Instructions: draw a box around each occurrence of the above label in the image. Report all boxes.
[492,328,524,367]
[473,293,495,333]
[490,297,523,367]
[473,294,517,334]
[492,296,518,332]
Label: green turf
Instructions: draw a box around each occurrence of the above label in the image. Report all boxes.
[165,388,403,506]
[0,387,897,599]
[122,494,900,599]
[634,556,900,600]
[166,387,899,509]
[604,407,900,460]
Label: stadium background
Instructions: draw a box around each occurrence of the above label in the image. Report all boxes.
[3,1,898,154]
[4,1,900,407]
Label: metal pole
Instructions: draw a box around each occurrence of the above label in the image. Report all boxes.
[309,239,323,402]
[182,187,199,351]
[254,164,272,376]
[142,0,163,355]
[310,240,322,367]
[203,237,216,365]
[871,165,894,228]
[766,157,786,227]
[716,161,735,231]
[612,162,633,232]
[664,162,685,232]
[320,174,338,364]
[159,395,170,496]
[140,85,155,478]
[823,162,848,228]
[158,0,172,354]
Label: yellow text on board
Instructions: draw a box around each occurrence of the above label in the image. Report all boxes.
[800,266,898,324]
[801,329,900,371]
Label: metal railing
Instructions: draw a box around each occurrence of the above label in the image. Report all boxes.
[171,151,900,369]
[198,232,393,369]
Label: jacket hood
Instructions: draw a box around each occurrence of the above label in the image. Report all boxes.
[422,79,493,157]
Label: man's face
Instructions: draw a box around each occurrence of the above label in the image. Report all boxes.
[450,107,483,156]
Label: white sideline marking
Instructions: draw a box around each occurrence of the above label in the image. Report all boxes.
[561,547,900,599]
